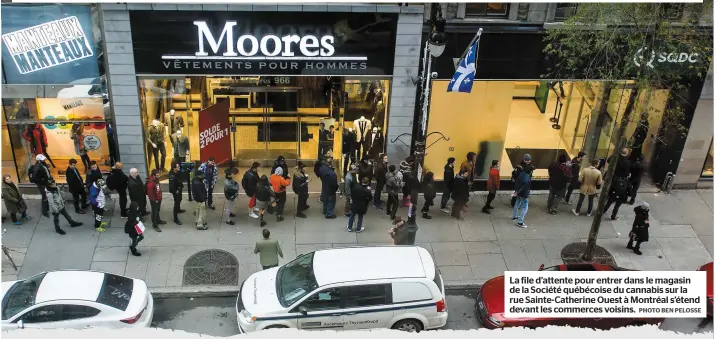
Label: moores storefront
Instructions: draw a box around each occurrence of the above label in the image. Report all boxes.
[128,10,399,181]
[1,4,113,186]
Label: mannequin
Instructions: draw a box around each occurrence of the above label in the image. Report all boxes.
[364,126,384,159]
[164,109,185,136]
[352,116,372,159]
[147,119,167,172]
[23,124,56,168]
[70,123,91,172]
[342,127,357,174]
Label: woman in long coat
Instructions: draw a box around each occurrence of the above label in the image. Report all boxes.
[2,174,31,224]
[627,201,650,255]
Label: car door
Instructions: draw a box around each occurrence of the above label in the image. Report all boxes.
[290,287,344,330]
[13,305,63,329]
[59,305,102,329]
[342,284,393,330]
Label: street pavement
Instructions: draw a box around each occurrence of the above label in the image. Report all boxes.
[1,189,714,287]
[151,292,713,336]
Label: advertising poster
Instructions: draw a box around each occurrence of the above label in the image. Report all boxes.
[198,99,231,165]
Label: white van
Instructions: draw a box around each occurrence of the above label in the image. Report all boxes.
[236,245,447,333]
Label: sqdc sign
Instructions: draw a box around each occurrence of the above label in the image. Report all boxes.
[633,47,700,69]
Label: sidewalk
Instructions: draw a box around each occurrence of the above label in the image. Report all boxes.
[2,189,713,288]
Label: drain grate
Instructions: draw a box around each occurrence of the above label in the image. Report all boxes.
[183,249,239,286]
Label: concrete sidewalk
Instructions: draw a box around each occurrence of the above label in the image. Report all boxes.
[2,189,713,289]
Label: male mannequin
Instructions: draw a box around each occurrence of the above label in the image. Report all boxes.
[352,116,371,159]
[365,126,384,159]
[171,129,190,163]
[164,109,184,137]
[147,119,167,172]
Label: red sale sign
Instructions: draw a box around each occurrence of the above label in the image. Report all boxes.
[198,99,231,165]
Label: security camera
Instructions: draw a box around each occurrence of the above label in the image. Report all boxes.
[430,72,438,79]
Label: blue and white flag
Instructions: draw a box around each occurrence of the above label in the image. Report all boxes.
[447,40,478,93]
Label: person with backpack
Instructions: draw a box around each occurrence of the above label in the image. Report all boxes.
[31,154,53,218]
[603,175,630,221]
[421,172,437,219]
[512,167,532,228]
[255,175,273,227]
[168,161,185,225]
[440,157,456,214]
[89,178,108,232]
[510,154,535,208]
[348,177,372,232]
[385,165,403,222]
[292,162,310,218]
[224,168,240,225]
[106,162,129,218]
[373,153,388,209]
[192,171,209,230]
[242,162,261,219]
[46,180,83,235]
[198,157,219,210]
[270,167,291,222]
[146,169,164,232]
[343,164,358,217]
[65,158,88,214]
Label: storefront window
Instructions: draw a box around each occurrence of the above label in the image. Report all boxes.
[465,3,509,17]
[702,139,714,177]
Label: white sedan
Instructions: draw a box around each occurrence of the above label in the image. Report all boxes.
[1,270,153,330]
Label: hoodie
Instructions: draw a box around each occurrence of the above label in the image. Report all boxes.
[515,171,531,199]
[146,177,162,202]
[90,182,106,209]
[385,171,403,195]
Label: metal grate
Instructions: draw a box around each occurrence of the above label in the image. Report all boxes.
[182,249,239,286]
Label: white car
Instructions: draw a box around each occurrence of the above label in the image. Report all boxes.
[236,245,448,333]
[1,270,153,330]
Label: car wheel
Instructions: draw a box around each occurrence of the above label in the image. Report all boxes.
[392,319,423,333]
[263,325,288,330]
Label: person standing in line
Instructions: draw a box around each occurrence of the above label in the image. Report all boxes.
[65,159,88,214]
[343,164,358,217]
[255,175,273,227]
[192,171,208,230]
[482,160,500,214]
[357,157,373,184]
[198,157,218,210]
[319,161,339,219]
[440,157,456,214]
[46,180,83,235]
[547,154,572,215]
[603,175,630,221]
[292,162,310,218]
[510,154,535,208]
[572,159,604,217]
[460,152,477,194]
[627,201,650,255]
[270,167,291,222]
[373,153,388,209]
[564,151,586,204]
[224,168,240,225]
[628,154,645,205]
[3,174,31,225]
[450,170,470,220]
[613,148,632,180]
[254,229,284,270]
[242,162,261,219]
[388,217,408,245]
[86,161,103,189]
[89,178,107,232]
[420,172,437,219]
[385,165,403,222]
[348,177,372,233]
[32,154,53,218]
[168,162,185,225]
[106,162,129,218]
[270,156,289,179]
[399,155,414,207]
[512,167,532,228]
[124,201,144,256]
[128,168,149,217]
[146,169,165,232]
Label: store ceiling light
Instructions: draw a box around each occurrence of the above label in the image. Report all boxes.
[428,16,447,58]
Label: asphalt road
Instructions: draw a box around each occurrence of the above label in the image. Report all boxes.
[151,289,713,336]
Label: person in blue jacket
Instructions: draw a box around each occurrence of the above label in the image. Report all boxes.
[512,166,532,229]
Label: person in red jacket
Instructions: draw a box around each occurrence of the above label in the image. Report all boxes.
[23,124,55,168]
[482,160,500,214]
[146,169,165,232]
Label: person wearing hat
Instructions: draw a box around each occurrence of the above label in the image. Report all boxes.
[46,180,83,235]
[440,157,456,214]
[192,170,208,230]
[32,154,53,217]
[270,167,291,222]
[3,174,31,225]
[627,202,650,255]
[89,177,108,232]
[223,167,240,225]
[510,154,535,208]
[292,162,310,218]
[512,163,532,228]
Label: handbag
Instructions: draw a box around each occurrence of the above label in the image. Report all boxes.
[134,221,146,235]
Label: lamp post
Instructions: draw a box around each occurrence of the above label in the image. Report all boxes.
[406,5,447,245]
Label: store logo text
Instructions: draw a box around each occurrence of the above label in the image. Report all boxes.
[633,47,699,69]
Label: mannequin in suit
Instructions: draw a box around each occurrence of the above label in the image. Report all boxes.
[352,116,371,159]
[163,109,184,136]
[364,126,384,159]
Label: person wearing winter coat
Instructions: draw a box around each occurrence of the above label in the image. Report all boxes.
[460,152,477,185]
[348,177,372,232]
[603,176,630,221]
[224,168,240,225]
[106,162,129,218]
[482,160,500,214]
[128,168,149,217]
[572,159,604,217]
[242,162,261,219]
[191,171,208,230]
[255,229,284,270]
[47,180,83,235]
[271,156,289,180]
[292,163,310,218]
[255,175,273,227]
[385,165,403,221]
[512,168,532,228]
[628,154,645,205]
[32,154,53,217]
[564,152,586,204]
[440,157,456,213]
[146,169,165,232]
[90,178,108,232]
[270,167,291,222]
[357,157,373,184]
[388,217,408,245]
[66,158,88,214]
[373,154,388,209]
[627,202,650,255]
[510,154,535,208]
[343,164,358,217]
[2,174,31,225]
[399,156,414,206]
[451,171,470,220]
[198,157,219,210]
[319,162,339,219]
[86,161,103,189]
[421,172,437,219]
[124,201,144,256]
[168,162,185,225]
[547,154,572,215]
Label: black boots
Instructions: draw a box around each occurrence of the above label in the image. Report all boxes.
[130,247,141,256]
[55,227,66,235]
[422,212,432,219]
[174,218,183,225]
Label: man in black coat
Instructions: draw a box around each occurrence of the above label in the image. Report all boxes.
[564,152,586,204]
[373,154,388,209]
[628,154,645,205]
[440,157,455,213]
[106,162,129,218]
[613,148,632,179]
[627,202,650,255]
[292,162,310,218]
[242,162,260,219]
[348,177,372,232]
[66,158,88,214]
[451,170,470,220]
[128,168,149,216]
[32,154,53,217]
[603,176,630,221]
[168,161,185,225]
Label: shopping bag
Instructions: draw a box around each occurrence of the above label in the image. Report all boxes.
[248,196,256,208]
[134,221,146,235]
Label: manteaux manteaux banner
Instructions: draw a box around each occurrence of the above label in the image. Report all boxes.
[198,99,231,165]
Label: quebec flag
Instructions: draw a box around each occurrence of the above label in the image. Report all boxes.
[447,40,478,93]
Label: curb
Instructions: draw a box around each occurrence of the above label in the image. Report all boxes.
[149,283,481,299]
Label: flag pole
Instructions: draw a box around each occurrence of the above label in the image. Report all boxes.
[455,28,483,68]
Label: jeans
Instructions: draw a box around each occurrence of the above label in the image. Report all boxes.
[483,192,496,210]
[117,188,128,215]
[387,193,399,219]
[440,186,452,209]
[604,195,623,219]
[92,206,104,229]
[71,191,88,211]
[575,193,595,214]
[53,208,75,229]
[37,185,49,215]
[195,201,207,228]
[129,234,144,252]
[512,197,529,224]
[150,200,161,226]
[510,195,517,207]
[374,181,385,206]
[547,186,565,211]
[149,142,167,171]
[322,194,336,217]
[564,182,578,202]
[173,192,182,220]
[275,192,286,216]
[347,212,364,231]
[207,185,214,207]
[224,198,235,221]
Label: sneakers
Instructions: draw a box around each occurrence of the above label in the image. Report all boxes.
[516,222,527,228]
[296,213,307,218]
[548,210,558,215]
[422,213,432,219]
[23,215,32,221]
[325,215,337,219]
[13,221,23,225]
[249,212,259,219]
[440,208,450,214]
[209,205,216,210]
[610,216,620,221]
[563,200,572,205]
[55,228,66,235]
[347,227,353,232]
[587,212,593,217]
[357,227,365,233]
[120,213,127,219]
[197,225,209,230]
[95,227,106,233]
[572,209,579,216]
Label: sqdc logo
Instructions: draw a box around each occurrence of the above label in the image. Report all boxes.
[633,47,700,69]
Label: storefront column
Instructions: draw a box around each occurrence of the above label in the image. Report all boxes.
[100,5,147,178]
[387,8,424,162]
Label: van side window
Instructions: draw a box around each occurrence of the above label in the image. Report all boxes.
[392,282,433,303]
[297,288,342,311]
[345,284,390,308]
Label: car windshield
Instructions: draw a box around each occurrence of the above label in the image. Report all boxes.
[276,252,318,308]
[1,272,47,320]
